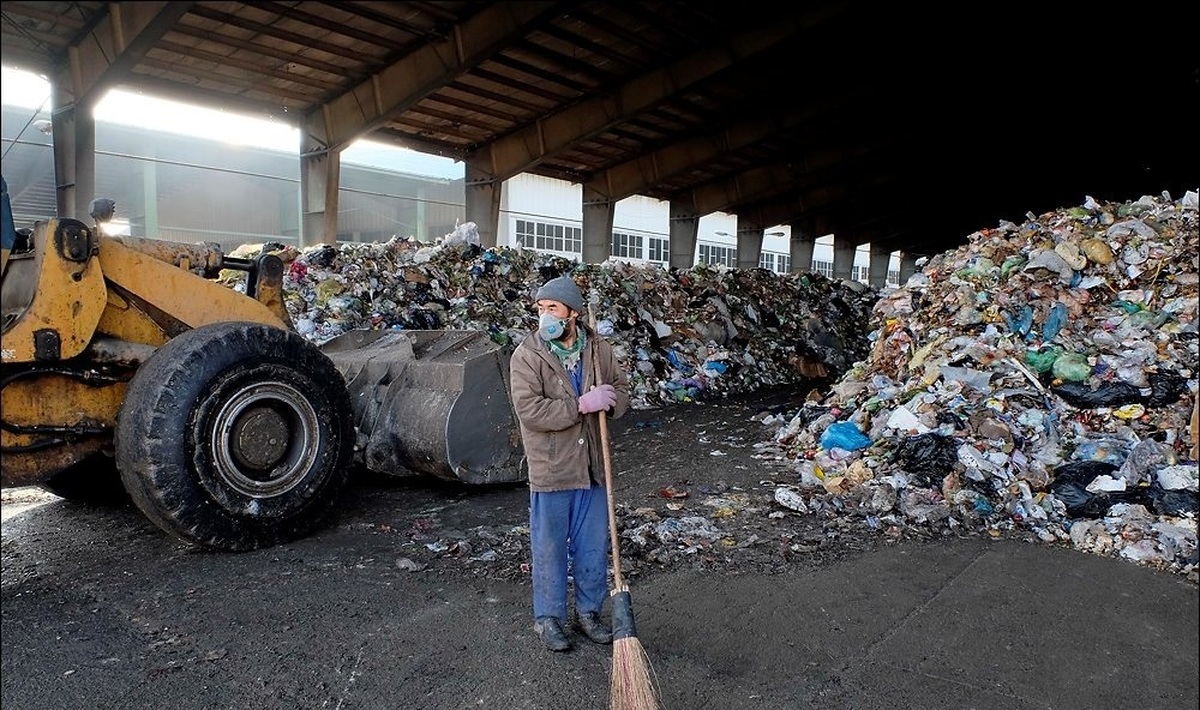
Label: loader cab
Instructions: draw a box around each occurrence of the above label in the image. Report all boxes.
[1,225,41,334]
[1,173,39,331]
[2,195,112,335]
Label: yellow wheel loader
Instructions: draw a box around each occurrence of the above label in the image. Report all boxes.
[1,199,525,552]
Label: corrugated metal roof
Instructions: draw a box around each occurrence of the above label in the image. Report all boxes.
[2,1,1197,256]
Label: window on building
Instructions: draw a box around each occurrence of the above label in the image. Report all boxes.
[698,242,737,267]
[515,219,582,254]
[759,251,790,274]
[647,236,669,265]
[610,231,644,260]
[888,269,901,286]
[813,259,833,278]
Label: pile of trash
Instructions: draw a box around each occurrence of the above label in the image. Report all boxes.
[764,191,1199,578]
[229,223,876,409]
[222,191,1198,579]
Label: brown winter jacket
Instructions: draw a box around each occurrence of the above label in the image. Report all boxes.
[509,324,630,492]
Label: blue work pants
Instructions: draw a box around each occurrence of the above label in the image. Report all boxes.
[529,484,609,622]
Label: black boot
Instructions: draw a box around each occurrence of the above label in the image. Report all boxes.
[576,612,613,644]
[534,617,572,652]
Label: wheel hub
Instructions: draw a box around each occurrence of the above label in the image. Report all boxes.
[230,407,290,471]
[209,381,320,498]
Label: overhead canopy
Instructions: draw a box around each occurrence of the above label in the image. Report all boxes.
[2,1,1196,256]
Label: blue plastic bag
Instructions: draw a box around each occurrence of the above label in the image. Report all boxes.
[820,421,872,452]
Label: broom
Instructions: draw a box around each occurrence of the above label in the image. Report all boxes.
[589,303,664,710]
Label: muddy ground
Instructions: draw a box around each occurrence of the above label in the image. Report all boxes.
[3,383,1197,710]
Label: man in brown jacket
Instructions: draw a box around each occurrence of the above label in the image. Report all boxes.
[509,274,631,652]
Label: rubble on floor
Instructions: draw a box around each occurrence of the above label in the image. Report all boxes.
[761,191,1199,579]
[223,191,1197,581]
[228,226,876,410]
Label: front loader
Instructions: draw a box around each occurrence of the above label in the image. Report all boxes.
[1,203,526,551]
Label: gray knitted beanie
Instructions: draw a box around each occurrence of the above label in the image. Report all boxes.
[535,275,585,314]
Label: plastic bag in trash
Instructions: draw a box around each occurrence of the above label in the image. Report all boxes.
[1145,370,1189,407]
[1048,461,1120,517]
[1149,487,1199,516]
[891,433,959,487]
[1053,381,1145,408]
[820,421,872,452]
[1047,460,1169,518]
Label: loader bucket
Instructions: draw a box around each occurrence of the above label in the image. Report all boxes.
[319,329,527,484]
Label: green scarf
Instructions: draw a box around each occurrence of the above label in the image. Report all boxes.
[547,326,587,372]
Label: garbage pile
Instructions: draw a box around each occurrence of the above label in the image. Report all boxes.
[234,225,876,409]
[765,191,1199,578]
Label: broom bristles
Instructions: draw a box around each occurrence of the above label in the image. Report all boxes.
[610,635,663,710]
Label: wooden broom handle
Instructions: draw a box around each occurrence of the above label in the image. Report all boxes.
[588,304,626,591]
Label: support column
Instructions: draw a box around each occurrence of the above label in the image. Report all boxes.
[831,235,856,281]
[581,185,615,264]
[50,85,95,221]
[735,222,762,270]
[300,118,341,247]
[138,155,159,238]
[414,185,428,242]
[668,199,699,270]
[899,251,920,285]
[788,219,815,273]
[464,161,501,248]
[868,243,891,288]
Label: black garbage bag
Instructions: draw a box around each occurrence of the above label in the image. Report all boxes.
[1048,461,1119,517]
[304,243,339,267]
[1145,371,1189,407]
[1046,461,1173,517]
[1148,486,1200,516]
[892,433,959,488]
[401,307,440,330]
[936,411,966,432]
[1052,381,1145,408]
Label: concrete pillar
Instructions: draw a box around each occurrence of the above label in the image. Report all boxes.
[899,251,920,285]
[464,161,501,248]
[868,243,891,288]
[300,117,341,247]
[788,220,815,273]
[50,84,95,222]
[581,185,615,264]
[668,199,699,270]
[413,184,428,242]
[735,223,762,270]
[138,155,158,238]
[831,235,856,281]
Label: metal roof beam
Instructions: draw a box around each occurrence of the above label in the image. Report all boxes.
[585,88,866,202]
[477,6,840,182]
[58,2,194,106]
[309,2,560,152]
[671,141,884,218]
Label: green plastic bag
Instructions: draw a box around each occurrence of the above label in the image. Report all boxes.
[1051,352,1091,382]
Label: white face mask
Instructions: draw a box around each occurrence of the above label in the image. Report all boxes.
[538,312,568,341]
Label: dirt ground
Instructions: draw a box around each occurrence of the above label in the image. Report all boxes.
[4,383,1197,710]
[323,381,900,586]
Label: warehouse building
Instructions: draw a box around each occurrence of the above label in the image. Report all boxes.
[2,70,898,284]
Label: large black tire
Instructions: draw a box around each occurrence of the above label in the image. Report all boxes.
[39,452,130,506]
[115,322,354,551]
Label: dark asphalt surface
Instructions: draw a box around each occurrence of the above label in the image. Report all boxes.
[3,476,1197,710]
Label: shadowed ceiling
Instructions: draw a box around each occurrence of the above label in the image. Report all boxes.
[3,1,1197,256]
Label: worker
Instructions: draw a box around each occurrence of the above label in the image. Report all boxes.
[508,274,631,652]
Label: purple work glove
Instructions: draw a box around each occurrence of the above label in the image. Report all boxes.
[578,383,617,414]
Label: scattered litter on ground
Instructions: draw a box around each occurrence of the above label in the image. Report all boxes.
[224,222,875,410]
[762,191,1198,579]
[223,192,1198,581]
